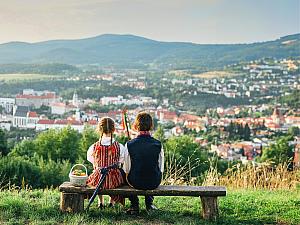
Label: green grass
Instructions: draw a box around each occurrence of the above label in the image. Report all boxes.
[0,189,299,225]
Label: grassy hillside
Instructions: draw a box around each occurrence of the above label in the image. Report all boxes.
[0,188,299,225]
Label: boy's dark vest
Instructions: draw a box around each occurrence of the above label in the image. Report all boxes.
[127,135,162,190]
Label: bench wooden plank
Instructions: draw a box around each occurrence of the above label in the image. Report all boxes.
[59,182,226,220]
[59,182,226,197]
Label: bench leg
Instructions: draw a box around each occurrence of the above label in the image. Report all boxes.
[200,196,219,220]
[60,192,84,213]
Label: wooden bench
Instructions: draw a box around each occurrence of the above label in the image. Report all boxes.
[59,182,226,220]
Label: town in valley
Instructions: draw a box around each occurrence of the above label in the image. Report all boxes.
[0,57,299,166]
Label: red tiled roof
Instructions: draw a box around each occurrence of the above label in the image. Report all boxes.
[16,93,56,99]
[160,111,177,120]
[54,120,83,125]
[266,123,280,128]
[179,113,200,121]
[37,119,55,124]
[87,120,98,125]
[28,111,38,118]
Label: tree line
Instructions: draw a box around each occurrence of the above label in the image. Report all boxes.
[0,124,297,189]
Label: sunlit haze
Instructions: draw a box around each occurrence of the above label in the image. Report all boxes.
[0,0,299,44]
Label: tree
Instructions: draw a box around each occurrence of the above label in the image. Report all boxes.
[243,123,251,141]
[57,126,81,163]
[34,126,81,163]
[154,125,165,143]
[260,135,294,165]
[35,129,60,161]
[237,123,244,139]
[115,135,130,145]
[164,135,209,176]
[0,129,8,156]
[79,125,99,159]
[288,127,300,136]
[9,139,36,158]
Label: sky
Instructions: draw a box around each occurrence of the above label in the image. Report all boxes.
[0,0,299,44]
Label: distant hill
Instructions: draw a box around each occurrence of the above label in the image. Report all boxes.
[0,33,299,69]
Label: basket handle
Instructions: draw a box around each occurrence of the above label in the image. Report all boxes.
[69,164,88,175]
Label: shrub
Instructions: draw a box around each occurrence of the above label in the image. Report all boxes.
[164,135,209,179]
[0,155,71,189]
[0,156,41,188]
[36,158,70,188]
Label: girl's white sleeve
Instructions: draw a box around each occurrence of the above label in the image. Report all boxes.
[87,144,95,164]
[119,143,126,164]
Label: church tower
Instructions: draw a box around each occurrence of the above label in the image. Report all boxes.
[72,91,79,107]
[271,107,281,125]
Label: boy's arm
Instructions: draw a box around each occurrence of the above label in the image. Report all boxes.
[122,143,131,174]
[87,143,95,164]
[159,146,164,173]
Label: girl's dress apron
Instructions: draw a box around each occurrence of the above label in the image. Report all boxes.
[86,141,124,205]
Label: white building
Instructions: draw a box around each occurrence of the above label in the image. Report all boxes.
[16,89,56,108]
[100,96,157,106]
[0,118,12,131]
[13,106,29,128]
[36,119,97,132]
[13,106,39,128]
[50,102,77,115]
[0,98,15,114]
[0,122,11,131]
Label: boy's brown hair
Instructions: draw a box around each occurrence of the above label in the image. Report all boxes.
[133,112,154,131]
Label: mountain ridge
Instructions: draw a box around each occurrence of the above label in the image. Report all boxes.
[0,33,299,69]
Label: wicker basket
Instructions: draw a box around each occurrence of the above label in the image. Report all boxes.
[69,164,88,187]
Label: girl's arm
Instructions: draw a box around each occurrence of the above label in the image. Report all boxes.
[119,143,126,164]
[87,143,95,164]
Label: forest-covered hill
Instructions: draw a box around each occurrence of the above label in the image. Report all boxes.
[0,33,299,69]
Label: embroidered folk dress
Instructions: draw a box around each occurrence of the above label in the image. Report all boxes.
[86,138,125,205]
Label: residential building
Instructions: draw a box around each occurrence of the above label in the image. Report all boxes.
[16,89,56,108]
[0,98,15,114]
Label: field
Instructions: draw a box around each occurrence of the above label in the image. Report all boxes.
[0,188,299,225]
[0,74,55,81]
[193,71,238,79]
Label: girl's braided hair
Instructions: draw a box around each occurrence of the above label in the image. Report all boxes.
[97,117,115,145]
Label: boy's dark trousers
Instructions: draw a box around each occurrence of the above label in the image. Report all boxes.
[129,195,154,208]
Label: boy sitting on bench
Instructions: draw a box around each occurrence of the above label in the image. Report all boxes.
[123,112,164,214]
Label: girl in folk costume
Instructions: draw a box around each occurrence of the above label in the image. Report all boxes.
[86,117,126,208]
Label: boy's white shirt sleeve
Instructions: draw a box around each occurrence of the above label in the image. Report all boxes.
[118,143,126,164]
[159,146,164,173]
[122,143,131,174]
[87,143,95,164]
